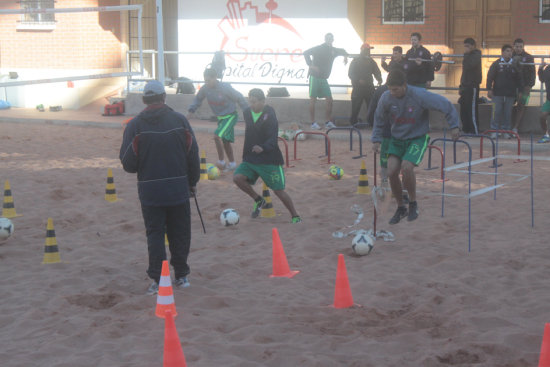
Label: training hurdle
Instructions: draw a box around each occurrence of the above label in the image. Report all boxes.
[482,129,526,163]
[425,145,448,182]
[325,126,365,159]
[293,131,333,164]
[429,134,499,168]
[277,137,294,168]
[440,135,539,252]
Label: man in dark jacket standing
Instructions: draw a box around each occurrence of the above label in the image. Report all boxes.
[348,43,382,126]
[304,33,348,130]
[459,38,482,134]
[404,32,434,88]
[511,38,536,133]
[233,89,301,223]
[486,44,524,138]
[120,80,200,295]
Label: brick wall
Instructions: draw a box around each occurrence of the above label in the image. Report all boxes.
[512,0,550,60]
[0,0,122,70]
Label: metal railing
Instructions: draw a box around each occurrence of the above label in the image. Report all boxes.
[126,50,548,106]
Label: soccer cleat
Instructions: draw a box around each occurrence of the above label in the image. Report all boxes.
[251,197,266,218]
[310,122,321,130]
[146,282,159,296]
[537,135,550,143]
[174,277,190,288]
[291,216,302,224]
[389,206,408,225]
[215,160,226,170]
[408,201,419,222]
[223,162,237,172]
[325,121,337,129]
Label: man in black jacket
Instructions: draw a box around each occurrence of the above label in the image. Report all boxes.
[233,88,301,223]
[404,32,434,88]
[459,38,482,134]
[511,38,536,133]
[120,80,200,295]
[348,43,382,126]
[381,46,406,73]
[486,44,524,138]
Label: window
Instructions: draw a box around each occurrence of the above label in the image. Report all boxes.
[20,0,55,24]
[541,0,550,23]
[383,0,425,24]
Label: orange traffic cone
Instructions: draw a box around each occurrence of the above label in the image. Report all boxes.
[539,323,550,366]
[260,183,276,218]
[333,254,356,308]
[270,228,299,278]
[156,260,177,318]
[163,310,187,367]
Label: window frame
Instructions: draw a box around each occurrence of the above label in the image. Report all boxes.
[540,0,550,23]
[17,0,56,31]
[382,0,425,25]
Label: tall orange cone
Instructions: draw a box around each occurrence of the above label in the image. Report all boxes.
[163,310,187,367]
[539,323,550,366]
[260,183,276,218]
[200,151,208,180]
[156,260,178,318]
[105,168,118,202]
[42,218,61,264]
[356,160,370,194]
[2,180,22,218]
[333,254,355,308]
[270,228,299,278]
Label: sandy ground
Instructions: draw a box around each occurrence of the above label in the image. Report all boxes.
[1,120,550,367]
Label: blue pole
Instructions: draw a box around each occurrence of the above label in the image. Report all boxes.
[531,134,534,228]
[441,129,447,217]
[468,147,472,252]
[494,133,499,200]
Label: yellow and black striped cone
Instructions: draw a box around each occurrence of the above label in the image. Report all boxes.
[42,218,61,264]
[261,183,276,218]
[200,151,208,180]
[165,233,169,246]
[357,160,371,194]
[105,168,118,202]
[2,180,22,218]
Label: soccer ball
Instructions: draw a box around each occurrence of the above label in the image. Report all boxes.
[0,217,14,241]
[328,165,344,180]
[351,232,374,256]
[206,163,220,180]
[220,209,239,226]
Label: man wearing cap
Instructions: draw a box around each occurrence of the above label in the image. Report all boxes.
[348,42,382,126]
[120,80,200,295]
[303,33,349,130]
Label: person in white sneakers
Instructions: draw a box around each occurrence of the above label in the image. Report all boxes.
[188,67,248,171]
[303,33,348,130]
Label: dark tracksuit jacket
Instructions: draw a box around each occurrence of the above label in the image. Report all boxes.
[486,58,523,97]
[513,51,536,89]
[404,45,434,86]
[242,105,284,165]
[120,104,200,206]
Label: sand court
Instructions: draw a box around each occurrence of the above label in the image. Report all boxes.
[1,120,550,366]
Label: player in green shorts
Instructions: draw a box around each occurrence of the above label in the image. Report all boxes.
[371,70,460,224]
[233,88,301,223]
[188,68,248,171]
[537,61,550,143]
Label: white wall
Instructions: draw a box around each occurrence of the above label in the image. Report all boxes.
[178,0,362,94]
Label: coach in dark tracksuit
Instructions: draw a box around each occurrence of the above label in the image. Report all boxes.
[459,38,482,134]
[404,32,434,88]
[120,80,200,295]
[348,43,383,125]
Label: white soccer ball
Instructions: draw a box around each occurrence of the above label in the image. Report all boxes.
[351,232,374,256]
[0,217,14,240]
[220,208,240,226]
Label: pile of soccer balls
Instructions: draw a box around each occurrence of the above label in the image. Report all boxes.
[0,217,14,241]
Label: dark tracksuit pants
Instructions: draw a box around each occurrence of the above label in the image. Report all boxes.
[459,86,479,134]
[141,201,191,283]
[350,85,375,124]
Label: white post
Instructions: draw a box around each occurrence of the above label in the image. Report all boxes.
[156,0,165,85]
